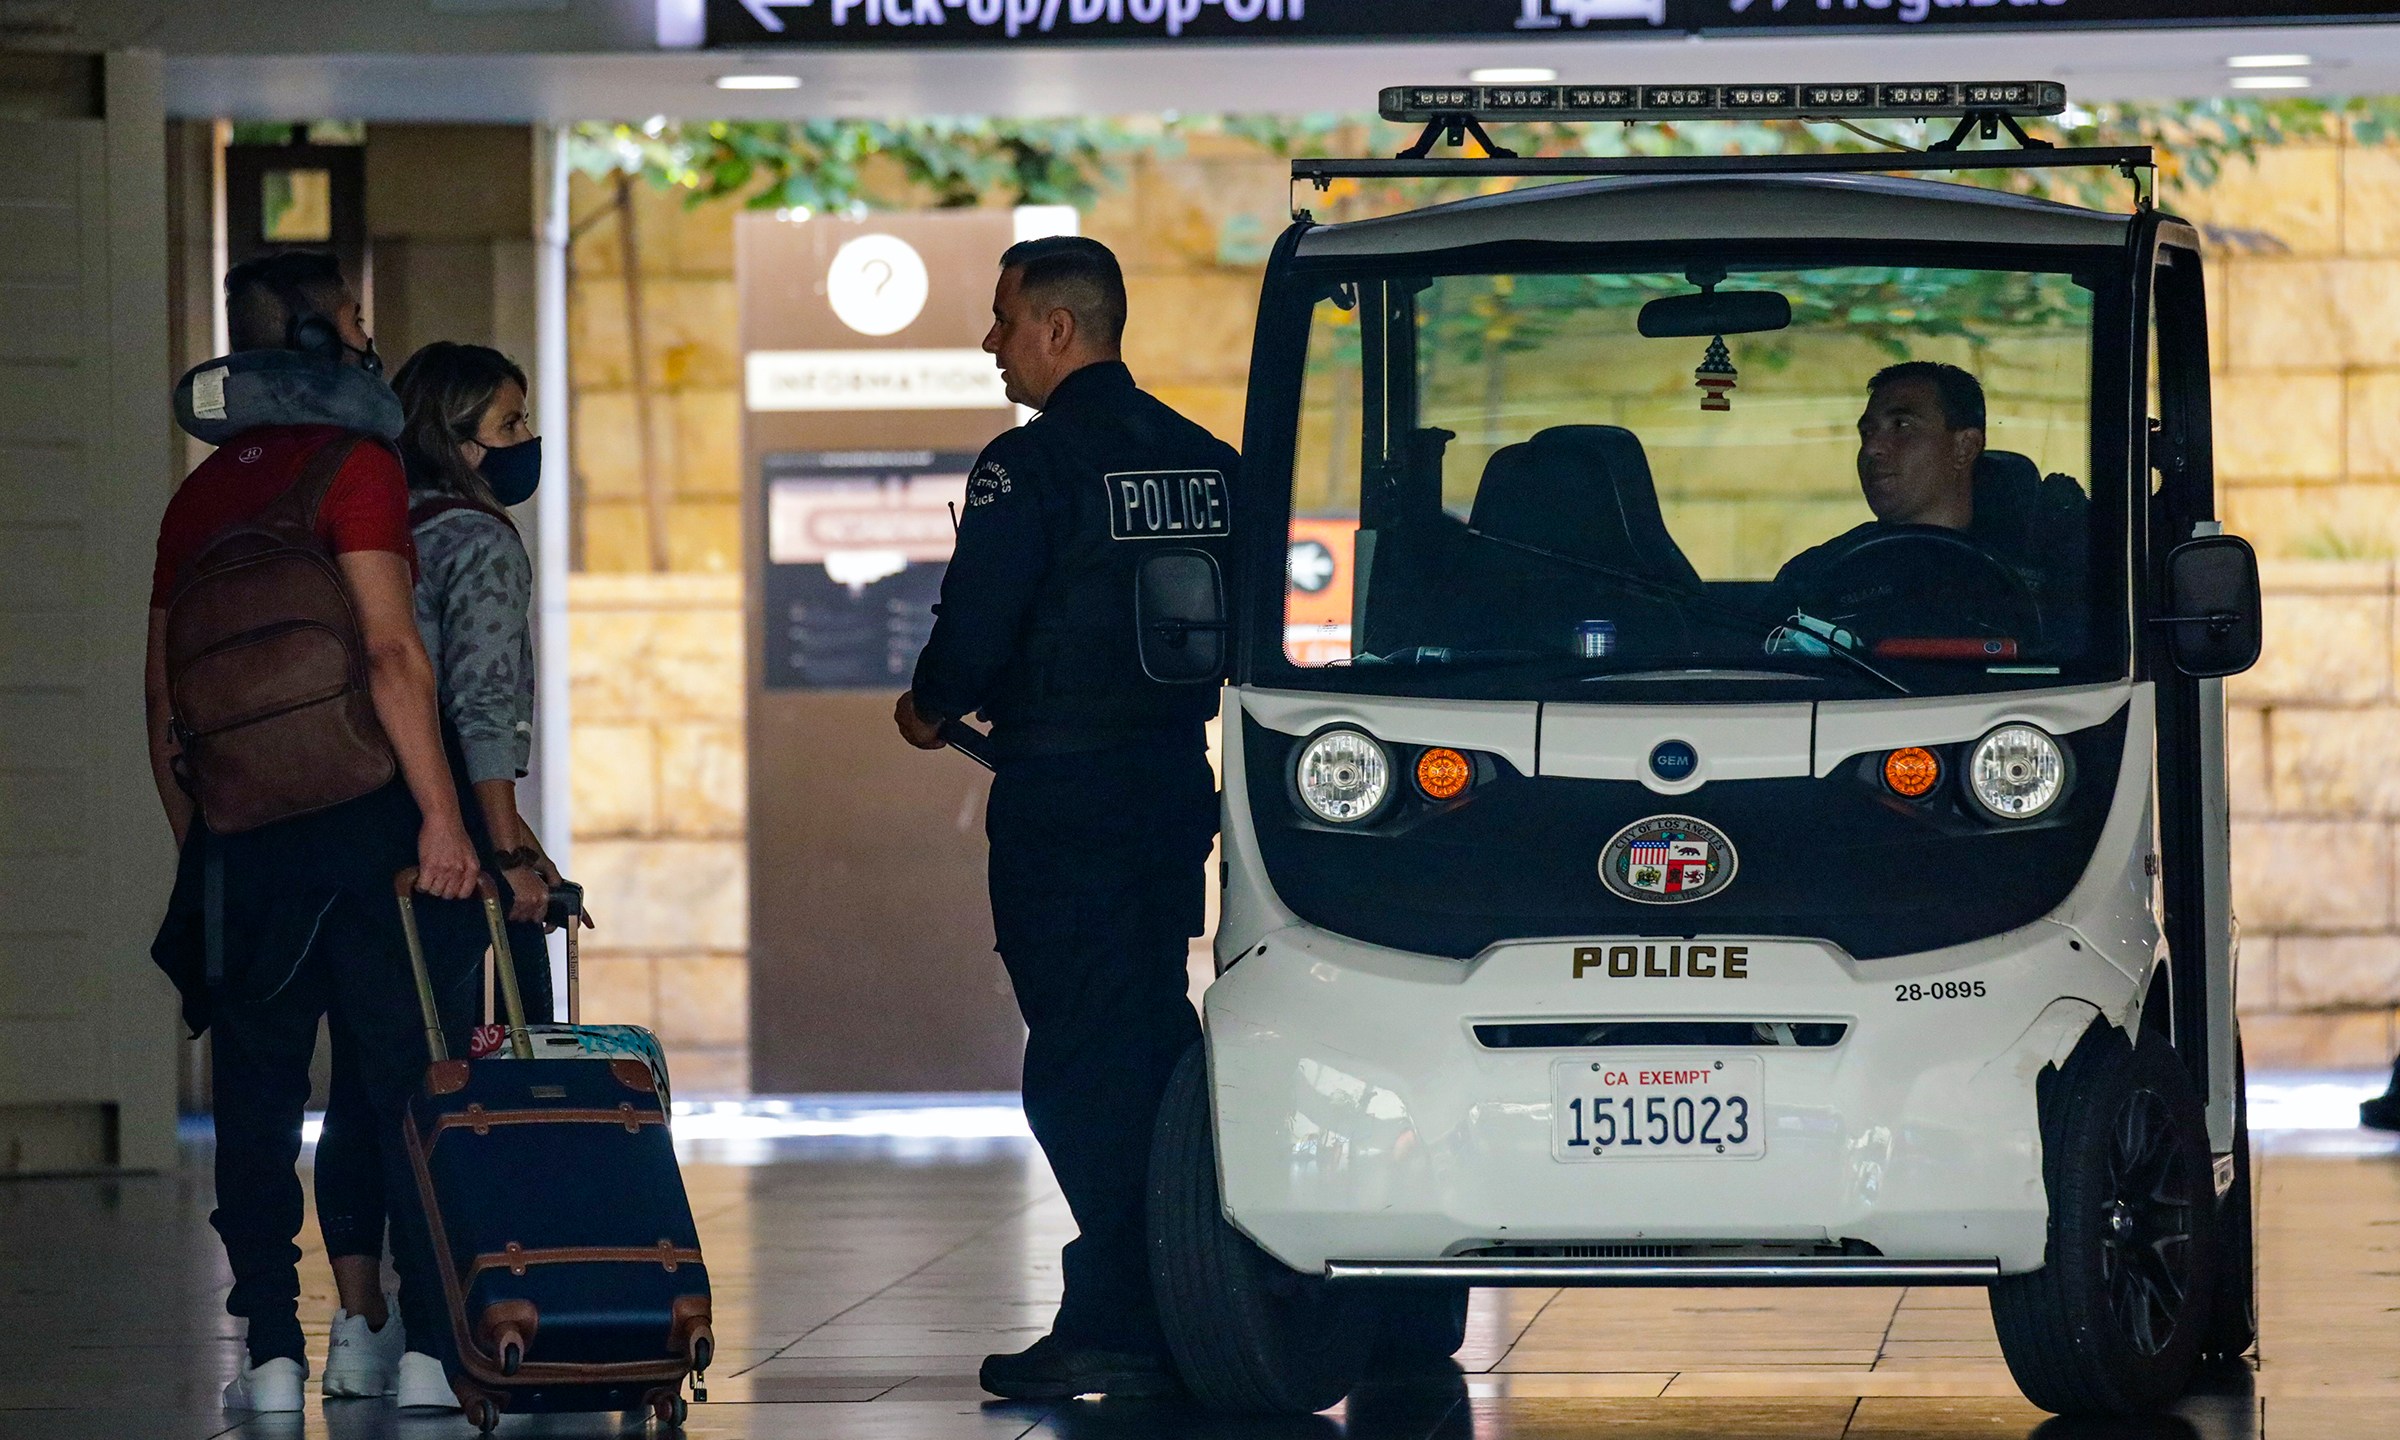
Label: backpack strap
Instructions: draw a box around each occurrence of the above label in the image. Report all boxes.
[256,433,371,542]
[169,433,377,598]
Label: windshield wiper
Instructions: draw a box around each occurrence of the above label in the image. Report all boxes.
[1464,529,1910,696]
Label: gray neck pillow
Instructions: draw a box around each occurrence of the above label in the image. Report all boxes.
[173,350,405,445]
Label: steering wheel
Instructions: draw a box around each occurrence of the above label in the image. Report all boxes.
[1784,525,2043,653]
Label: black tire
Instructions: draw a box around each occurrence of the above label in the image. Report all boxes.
[1367,1285,1470,1366]
[2201,1031,2256,1362]
[1992,1025,2220,1416]
[1148,1043,1371,1415]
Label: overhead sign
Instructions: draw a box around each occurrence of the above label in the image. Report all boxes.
[708,0,2400,46]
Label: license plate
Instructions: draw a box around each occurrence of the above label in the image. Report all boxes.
[1552,1054,1764,1160]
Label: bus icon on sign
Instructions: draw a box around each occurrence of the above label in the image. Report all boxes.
[1517,0,1667,27]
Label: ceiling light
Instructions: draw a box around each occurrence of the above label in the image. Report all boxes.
[2230,75,2313,90]
[716,73,802,90]
[2227,54,2312,69]
[1469,67,1558,84]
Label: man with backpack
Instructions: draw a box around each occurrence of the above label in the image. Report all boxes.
[146,251,481,1412]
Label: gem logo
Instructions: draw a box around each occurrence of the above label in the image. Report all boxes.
[1599,815,1736,905]
[1649,739,1698,783]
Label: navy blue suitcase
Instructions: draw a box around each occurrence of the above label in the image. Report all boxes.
[396,870,712,1432]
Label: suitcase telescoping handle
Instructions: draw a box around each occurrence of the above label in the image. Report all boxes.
[393,868,534,1062]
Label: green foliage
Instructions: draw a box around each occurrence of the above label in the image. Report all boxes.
[570,96,2400,226]
[565,117,1161,211]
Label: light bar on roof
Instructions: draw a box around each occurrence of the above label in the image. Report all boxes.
[1379,81,2068,124]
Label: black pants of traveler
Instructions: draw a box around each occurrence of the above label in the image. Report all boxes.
[985,740,1215,1358]
[182,787,479,1370]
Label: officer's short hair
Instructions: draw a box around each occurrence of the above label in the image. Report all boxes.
[1001,236,1128,348]
[1869,361,1985,432]
[226,251,349,353]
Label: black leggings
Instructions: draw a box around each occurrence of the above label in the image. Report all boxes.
[314,907,552,1264]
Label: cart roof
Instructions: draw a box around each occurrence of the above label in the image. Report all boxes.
[1294,173,2133,260]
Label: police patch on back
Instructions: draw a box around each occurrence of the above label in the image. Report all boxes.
[1106,470,1231,541]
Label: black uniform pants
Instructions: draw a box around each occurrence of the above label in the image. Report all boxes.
[986,741,1214,1356]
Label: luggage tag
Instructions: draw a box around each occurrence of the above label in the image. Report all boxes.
[468,945,508,1059]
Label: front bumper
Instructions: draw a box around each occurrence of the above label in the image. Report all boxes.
[1204,921,2133,1277]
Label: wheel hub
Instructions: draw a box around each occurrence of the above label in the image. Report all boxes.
[2097,1086,2198,1358]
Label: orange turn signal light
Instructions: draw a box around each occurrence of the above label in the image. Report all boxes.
[1416,747,1473,801]
[1884,746,1942,799]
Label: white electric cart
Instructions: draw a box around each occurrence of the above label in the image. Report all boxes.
[1130,81,2265,1421]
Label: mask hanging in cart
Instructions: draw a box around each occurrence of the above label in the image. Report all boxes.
[1696,335,1737,412]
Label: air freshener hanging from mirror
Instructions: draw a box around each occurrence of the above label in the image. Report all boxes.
[1696,336,1737,412]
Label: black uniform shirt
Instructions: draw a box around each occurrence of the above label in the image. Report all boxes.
[912,360,1238,756]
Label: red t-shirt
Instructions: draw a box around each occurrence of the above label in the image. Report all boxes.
[150,425,416,609]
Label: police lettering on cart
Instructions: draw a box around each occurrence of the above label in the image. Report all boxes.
[893,236,1236,1402]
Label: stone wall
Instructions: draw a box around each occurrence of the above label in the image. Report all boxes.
[2180,137,2400,1067]
[566,574,748,1093]
[565,131,2400,1085]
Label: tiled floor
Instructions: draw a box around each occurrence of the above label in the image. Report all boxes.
[3,1101,2394,1440]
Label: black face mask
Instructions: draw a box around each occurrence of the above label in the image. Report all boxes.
[477,435,542,508]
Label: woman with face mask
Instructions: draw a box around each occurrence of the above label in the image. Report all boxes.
[310,342,571,1410]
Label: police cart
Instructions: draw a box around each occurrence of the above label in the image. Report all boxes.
[1128,82,2265,1419]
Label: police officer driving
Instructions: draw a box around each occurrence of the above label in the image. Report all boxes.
[894,237,1236,1400]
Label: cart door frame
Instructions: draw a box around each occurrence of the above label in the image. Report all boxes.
[2138,214,2239,1155]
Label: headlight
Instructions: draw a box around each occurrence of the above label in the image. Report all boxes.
[1967,724,2068,822]
[1295,730,1391,824]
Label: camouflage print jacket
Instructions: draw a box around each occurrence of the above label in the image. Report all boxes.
[411,492,535,784]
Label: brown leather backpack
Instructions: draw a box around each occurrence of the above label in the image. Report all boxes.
[164,434,398,834]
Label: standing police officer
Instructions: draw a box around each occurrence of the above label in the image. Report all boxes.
[895,237,1235,1400]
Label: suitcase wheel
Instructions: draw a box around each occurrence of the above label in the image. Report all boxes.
[649,1389,688,1429]
[465,1395,501,1433]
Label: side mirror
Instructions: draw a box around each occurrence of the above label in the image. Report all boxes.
[2157,535,2262,678]
[1135,550,1229,684]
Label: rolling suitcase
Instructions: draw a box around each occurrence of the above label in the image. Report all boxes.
[395,869,711,1432]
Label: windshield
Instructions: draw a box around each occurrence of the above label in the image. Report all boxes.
[1277,255,2126,698]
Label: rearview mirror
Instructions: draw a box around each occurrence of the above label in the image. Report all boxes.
[1136,550,1229,684]
[1638,289,1793,339]
[2157,535,2262,678]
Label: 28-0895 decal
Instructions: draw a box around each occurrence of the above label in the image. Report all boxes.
[1894,980,1988,1003]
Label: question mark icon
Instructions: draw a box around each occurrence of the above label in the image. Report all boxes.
[863,259,894,296]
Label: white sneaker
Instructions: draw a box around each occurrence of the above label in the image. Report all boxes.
[323,1303,405,1398]
[396,1350,459,1411]
[223,1355,307,1412]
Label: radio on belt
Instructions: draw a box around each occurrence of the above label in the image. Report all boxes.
[1380,80,2069,124]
